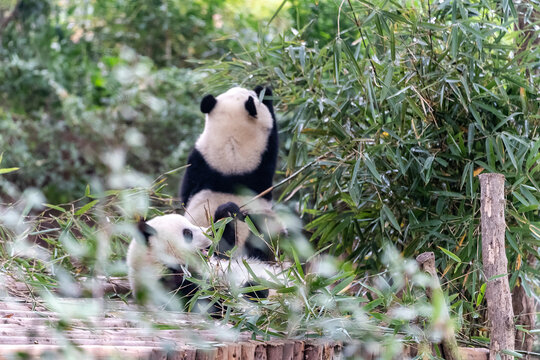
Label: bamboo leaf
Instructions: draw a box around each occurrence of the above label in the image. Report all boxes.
[476,283,486,307]
[0,167,19,174]
[267,0,287,27]
[43,204,66,213]
[75,200,99,216]
[382,205,401,232]
[438,246,462,263]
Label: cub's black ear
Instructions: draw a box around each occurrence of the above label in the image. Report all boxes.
[137,220,157,244]
[200,94,217,114]
[244,96,257,118]
[254,86,273,107]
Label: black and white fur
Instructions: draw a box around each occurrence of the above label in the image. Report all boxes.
[127,214,212,307]
[127,214,286,311]
[180,86,280,260]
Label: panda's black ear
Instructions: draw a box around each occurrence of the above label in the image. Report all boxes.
[254,86,273,107]
[244,96,257,118]
[200,94,217,114]
[137,220,157,245]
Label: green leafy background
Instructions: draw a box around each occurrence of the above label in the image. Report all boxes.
[0,0,538,353]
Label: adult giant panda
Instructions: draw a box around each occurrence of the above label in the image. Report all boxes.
[179,86,282,261]
[127,214,287,314]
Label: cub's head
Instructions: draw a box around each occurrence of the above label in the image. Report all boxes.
[137,214,212,266]
[196,86,275,175]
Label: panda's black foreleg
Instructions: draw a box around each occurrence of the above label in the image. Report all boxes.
[214,203,283,262]
[214,202,245,258]
[244,234,274,262]
[243,213,278,262]
[161,266,199,301]
[161,267,224,317]
[242,280,269,301]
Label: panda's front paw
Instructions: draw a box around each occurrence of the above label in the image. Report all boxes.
[214,202,245,221]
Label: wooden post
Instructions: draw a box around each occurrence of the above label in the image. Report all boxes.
[333,342,342,359]
[216,344,229,359]
[292,341,305,360]
[322,342,334,360]
[149,349,167,360]
[266,341,284,360]
[416,252,461,360]
[239,342,257,360]
[282,341,295,360]
[459,348,489,360]
[304,340,323,360]
[479,173,515,360]
[512,255,537,360]
[195,347,218,360]
[226,343,241,360]
[253,341,267,360]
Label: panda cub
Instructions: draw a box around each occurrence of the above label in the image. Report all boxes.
[127,214,286,313]
[180,86,282,261]
[126,214,212,307]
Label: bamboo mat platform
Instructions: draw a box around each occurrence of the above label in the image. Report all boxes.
[0,275,490,360]
[0,297,344,359]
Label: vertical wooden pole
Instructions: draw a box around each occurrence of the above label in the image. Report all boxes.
[416,252,461,360]
[479,173,515,360]
[266,341,284,360]
[282,341,295,360]
[292,341,305,360]
[512,257,537,360]
[304,340,323,360]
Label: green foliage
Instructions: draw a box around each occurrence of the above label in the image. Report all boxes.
[0,0,231,201]
[202,0,540,341]
[0,187,453,357]
[0,0,539,355]
[92,0,227,67]
[287,0,343,42]
[0,153,19,175]
[0,0,291,202]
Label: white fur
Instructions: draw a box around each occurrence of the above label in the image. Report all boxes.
[127,214,211,296]
[126,214,289,301]
[214,257,292,300]
[211,258,290,292]
[195,87,274,175]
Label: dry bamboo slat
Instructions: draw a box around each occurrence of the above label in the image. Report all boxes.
[0,292,492,360]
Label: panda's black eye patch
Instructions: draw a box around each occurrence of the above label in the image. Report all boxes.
[183,229,193,243]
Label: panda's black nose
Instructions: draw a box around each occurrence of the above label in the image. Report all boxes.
[183,229,193,243]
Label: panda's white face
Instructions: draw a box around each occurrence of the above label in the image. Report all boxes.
[126,214,212,300]
[143,214,212,266]
[195,87,274,175]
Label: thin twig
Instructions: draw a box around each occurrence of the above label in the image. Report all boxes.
[346,0,380,87]
[337,0,347,38]
[240,151,332,209]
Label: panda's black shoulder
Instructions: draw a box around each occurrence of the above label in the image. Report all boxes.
[180,147,275,206]
[179,148,214,205]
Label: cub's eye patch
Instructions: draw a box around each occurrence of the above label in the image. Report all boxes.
[183,229,193,243]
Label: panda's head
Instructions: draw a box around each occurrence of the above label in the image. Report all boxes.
[137,214,212,267]
[195,86,275,175]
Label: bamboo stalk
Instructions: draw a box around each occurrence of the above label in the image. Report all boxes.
[512,255,537,360]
